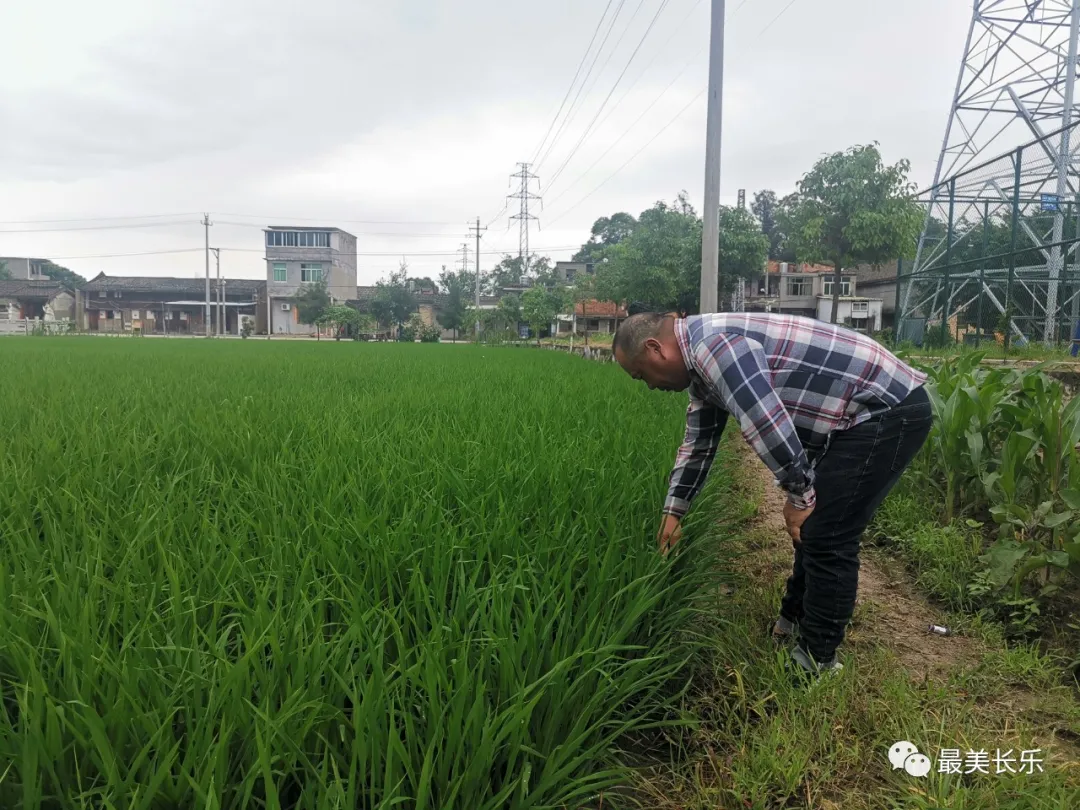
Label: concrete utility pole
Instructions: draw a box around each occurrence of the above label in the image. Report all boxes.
[202,213,212,337]
[469,217,486,339]
[699,0,726,314]
[210,248,222,335]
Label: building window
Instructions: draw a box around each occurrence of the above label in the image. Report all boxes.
[823,277,853,297]
[566,269,576,283]
[787,278,812,296]
[131,310,140,320]
[851,300,869,315]
[273,262,287,282]
[266,230,332,248]
[301,263,323,283]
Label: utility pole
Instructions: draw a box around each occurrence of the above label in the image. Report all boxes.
[468,217,487,339]
[210,248,222,335]
[508,163,541,278]
[699,0,725,314]
[202,213,212,337]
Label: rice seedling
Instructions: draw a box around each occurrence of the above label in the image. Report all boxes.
[0,338,715,809]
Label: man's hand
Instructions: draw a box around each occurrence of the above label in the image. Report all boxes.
[657,514,683,556]
[783,501,814,546]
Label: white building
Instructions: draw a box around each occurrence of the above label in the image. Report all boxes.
[264,226,357,335]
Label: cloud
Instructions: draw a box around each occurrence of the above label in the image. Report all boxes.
[0,0,975,283]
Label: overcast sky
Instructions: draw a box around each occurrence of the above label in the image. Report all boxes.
[0,0,971,285]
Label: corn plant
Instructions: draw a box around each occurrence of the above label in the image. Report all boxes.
[909,351,1080,632]
[0,339,717,809]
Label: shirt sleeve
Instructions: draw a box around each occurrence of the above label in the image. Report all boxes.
[662,391,728,518]
[692,333,817,510]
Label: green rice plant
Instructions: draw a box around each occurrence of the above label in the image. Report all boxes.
[0,339,719,809]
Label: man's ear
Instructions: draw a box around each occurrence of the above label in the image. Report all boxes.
[643,336,663,356]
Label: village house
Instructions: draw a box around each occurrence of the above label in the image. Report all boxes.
[0,279,77,334]
[81,274,265,335]
[742,261,883,332]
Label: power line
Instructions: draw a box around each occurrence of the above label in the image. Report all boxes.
[40,245,585,262]
[0,220,198,234]
[542,0,760,222]
[0,212,201,225]
[544,39,704,211]
[758,0,799,37]
[210,212,462,225]
[534,0,631,172]
[42,248,205,260]
[588,0,705,138]
[213,221,473,237]
[530,0,618,166]
[546,87,705,227]
[544,0,673,193]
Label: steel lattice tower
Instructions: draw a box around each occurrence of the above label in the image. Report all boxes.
[508,163,542,277]
[907,0,1080,344]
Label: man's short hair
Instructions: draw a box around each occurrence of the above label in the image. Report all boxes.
[613,312,668,360]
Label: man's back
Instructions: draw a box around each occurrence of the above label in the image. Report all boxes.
[678,312,926,449]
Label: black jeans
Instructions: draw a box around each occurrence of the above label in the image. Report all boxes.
[779,385,933,662]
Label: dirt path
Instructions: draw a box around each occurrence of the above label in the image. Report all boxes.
[743,447,981,680]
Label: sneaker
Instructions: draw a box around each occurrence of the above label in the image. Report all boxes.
[790,643,843,678]
[771,616,798,643]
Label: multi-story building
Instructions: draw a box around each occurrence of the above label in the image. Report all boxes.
[0,257,51,280]
[264,226,357,334]
[743,261,883,332]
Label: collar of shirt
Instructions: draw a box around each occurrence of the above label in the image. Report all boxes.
[673,317,693,372]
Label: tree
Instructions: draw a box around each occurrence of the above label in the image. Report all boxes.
[295,280,331,326]
[717,206,771,303]
[37,261,86,288]
[493,294,522,334]
[591,192,767,315]
[408,276,437,293]
[439,267,476,296]
[372,260,417,334]
[0,261,10,280]
[573,212,637,262]
[316,305,373,340]
[784,143,923,323]
[483,254,554,294]
[437,273,469,341]
[751,190,782,260]
[594,194,701,315]
[521,285,565,344]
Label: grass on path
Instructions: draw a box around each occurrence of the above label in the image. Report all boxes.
[635,438,1080,810]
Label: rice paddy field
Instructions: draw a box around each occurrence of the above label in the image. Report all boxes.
[0,338,716,809]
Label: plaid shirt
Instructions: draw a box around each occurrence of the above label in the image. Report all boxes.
[664,313,927,518]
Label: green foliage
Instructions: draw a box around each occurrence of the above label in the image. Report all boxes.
[751,189,799,261]
[372,261,416,329]
[717,205,770,302]
[294,279,331,325]
[483,255,553,295]
[0,339,704,806]
[0,260,11,280]
[783,143,923,323]
[520,285,565,344]
[572,212,637,263]
[36,261,86,288]
[923,322,953,350]
[240,318,254,339]
[316,305,373,340]
[591,192,767,315]
[436,271,470,341]
[911,353,1080,630]
[398,313,440,342]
